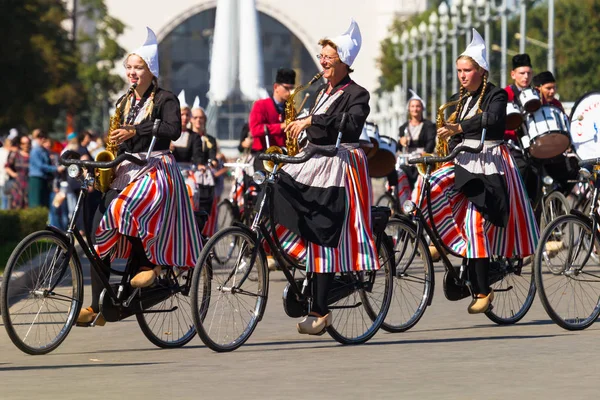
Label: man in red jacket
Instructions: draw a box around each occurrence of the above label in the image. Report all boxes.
[248,68,296,152]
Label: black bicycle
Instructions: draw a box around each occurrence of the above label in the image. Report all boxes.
[533,157,600,330]
[190,136,394,352]
[380,131,537,332]
[1,140,204,355]
[216,160,257,229]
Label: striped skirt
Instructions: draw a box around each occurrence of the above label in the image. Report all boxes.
[273,145,380,273]
[386,167,411,206]
[95,152,202,268]
[415,141,538,258]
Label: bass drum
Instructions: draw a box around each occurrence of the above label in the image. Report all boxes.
[569,91,600,160]
[368,136,397,178]
[359,121,380,159]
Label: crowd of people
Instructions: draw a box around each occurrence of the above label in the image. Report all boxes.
[1,19,582,330]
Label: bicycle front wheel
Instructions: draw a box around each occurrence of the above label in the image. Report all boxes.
[534,214,600,330]
[136,267,196,348]
[381,218,433,332]
[191,226,268,352]
[1,231,83,355]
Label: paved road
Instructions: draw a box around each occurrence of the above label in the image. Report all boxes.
[1,255,599,400]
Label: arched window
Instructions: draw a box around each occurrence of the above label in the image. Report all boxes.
[159,8,320,142]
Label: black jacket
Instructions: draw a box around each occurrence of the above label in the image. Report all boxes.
[448,82,508,150]
[117,86,182,155]
[398,119,437,154]
[307,75,370,145]
[191,133,218,166]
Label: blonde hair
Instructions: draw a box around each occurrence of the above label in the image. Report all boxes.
[456,55,488,116]
[318,38,354,73]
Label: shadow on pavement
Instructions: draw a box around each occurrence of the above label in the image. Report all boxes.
[0,361,171,372]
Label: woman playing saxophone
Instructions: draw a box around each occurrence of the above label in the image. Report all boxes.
[418,29,538,314]
[77,27,202,325]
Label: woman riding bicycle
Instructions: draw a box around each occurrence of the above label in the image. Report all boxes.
[77,28,202,325]
[423,29,538,313]
[276,19,379,335]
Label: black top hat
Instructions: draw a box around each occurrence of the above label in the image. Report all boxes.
[275,68,296,85]
[512,54,532,70]
[532,71,556,87]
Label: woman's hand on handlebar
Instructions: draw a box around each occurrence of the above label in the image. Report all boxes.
[110,126,135,145]
[285,116,312,140]
[437,123,462,141]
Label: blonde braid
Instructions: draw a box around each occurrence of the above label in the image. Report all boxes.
[455,85,466,119]
[142,77,158,121]
[475,72,488,114]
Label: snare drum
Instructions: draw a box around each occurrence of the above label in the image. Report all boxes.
[359,122,380,159]
[519,88,542,113]
[525,105,571,159]
[368,135,397,178]
[506,102,523,130]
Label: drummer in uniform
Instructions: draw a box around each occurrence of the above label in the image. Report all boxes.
[503,53,540,204]
[532,71,578,195]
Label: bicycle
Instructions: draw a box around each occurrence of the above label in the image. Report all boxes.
[190,137,394,352]
[375,154,412,216]
[533,157,600,330]
[216,161,258,229]
[380,130,537,333]
[1,140,204,355]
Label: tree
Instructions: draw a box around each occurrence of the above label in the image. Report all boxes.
[0,0,81,133]
[525,0,600,102]
[74,0,126,133]
[0,0,125,136]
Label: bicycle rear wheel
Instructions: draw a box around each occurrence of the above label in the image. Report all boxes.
[484,256,536,325]
[534,214,600,330]
[326,235,393,345]
[191,226,268,352]
[540,191,570,231]
[136,267,196,348]
[381,218,433,332]
[216,199,237,231]
[376,193,397,215]
[1,231,83,355]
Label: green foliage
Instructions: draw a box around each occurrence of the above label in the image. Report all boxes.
[0,207,48,243]
[0,0,125,134]
[379,0,600,103]
[0,0,81,132]
[524,0,600,101]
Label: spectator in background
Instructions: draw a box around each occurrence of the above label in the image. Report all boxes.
[0,133,17,209]
[5,135,31,209]
[29,130,64,208]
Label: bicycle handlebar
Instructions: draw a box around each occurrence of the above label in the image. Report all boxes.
[60,151,147,168]
[408,128,487,166]
[258,144,338,165]
[258,113,348,165]
[579,157,600,168]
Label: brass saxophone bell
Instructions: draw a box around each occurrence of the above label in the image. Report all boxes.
[262,145,284,172]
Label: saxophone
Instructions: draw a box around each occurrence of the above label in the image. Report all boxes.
[263,71,324,171]
[95,83,137,192]
[415,99,459,176]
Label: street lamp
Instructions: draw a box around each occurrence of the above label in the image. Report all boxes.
[462,0,475,45]
[400,31,410,97]
[419,21,428,115]
[449,2,461,93]
[438,1,450,106]
[429,12,439,116]
[410,26,419,93]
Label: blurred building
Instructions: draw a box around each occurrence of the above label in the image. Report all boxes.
[99,0,427,146]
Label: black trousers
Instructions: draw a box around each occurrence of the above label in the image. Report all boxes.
[311,273,335,316]
[468,258,491,296]
[89,189,154,311]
